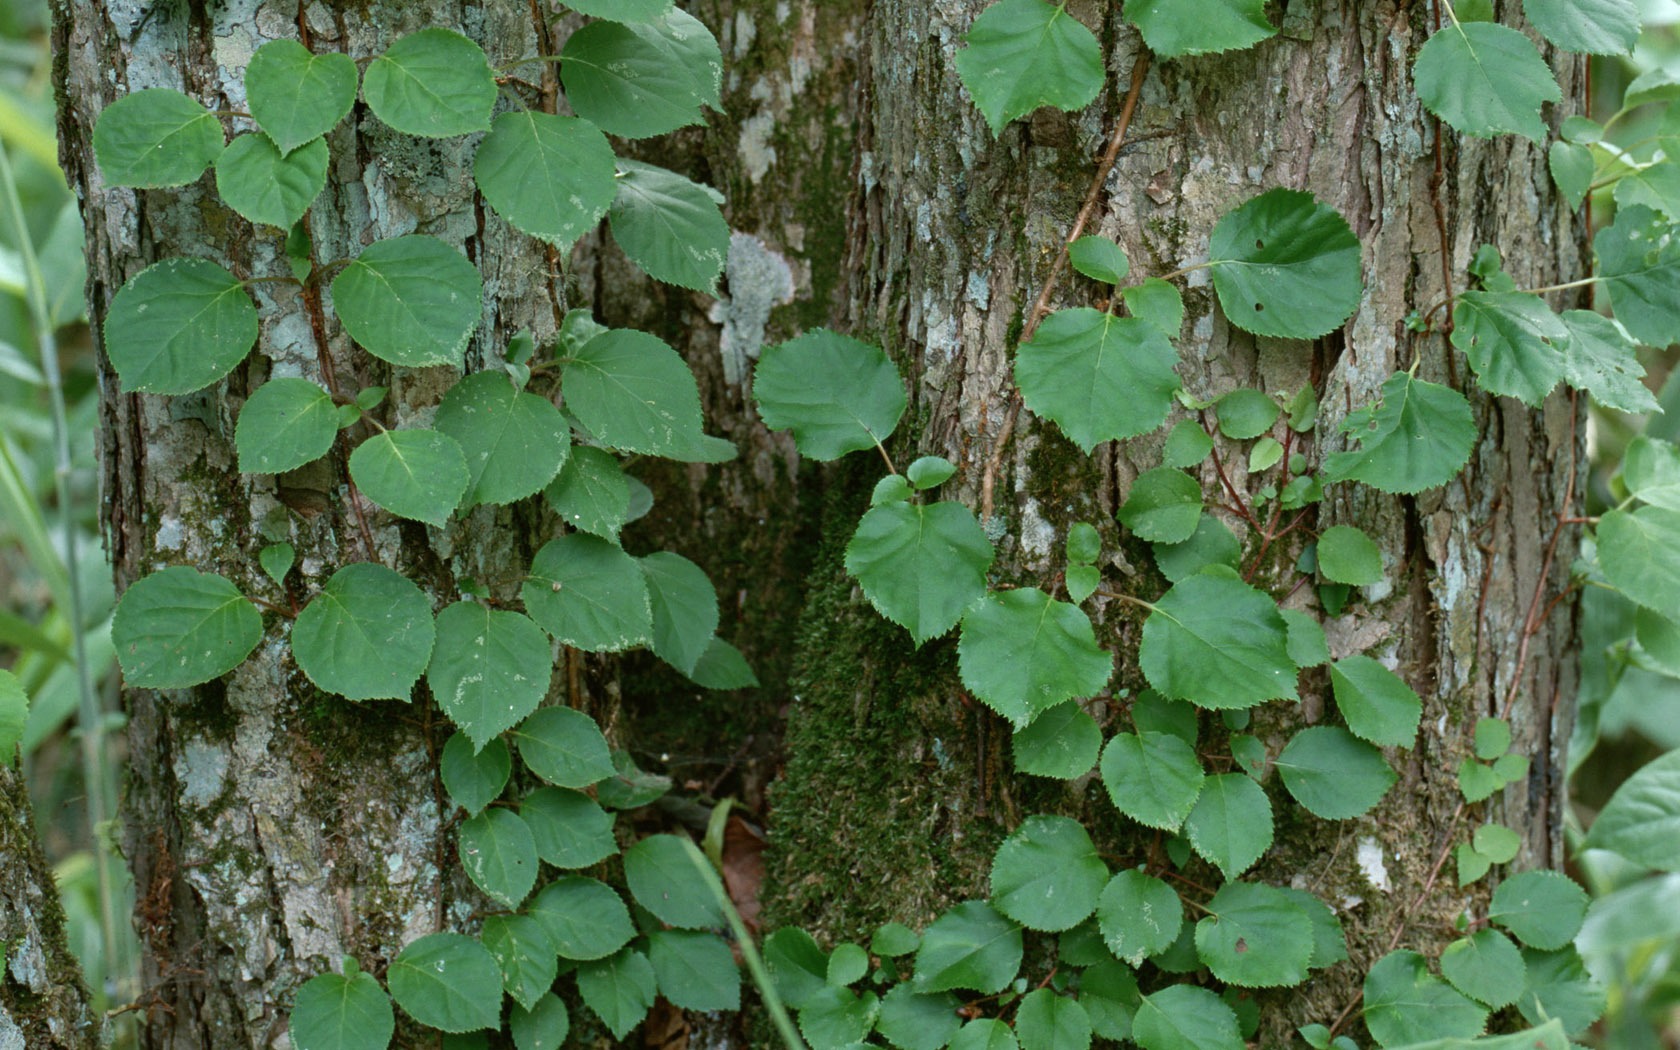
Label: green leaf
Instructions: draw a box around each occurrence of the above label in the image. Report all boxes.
[608,160,729,294]
[1324,372,1476,494]
[1207,189,1363,339]
[874,923,920,958]
[244,40,358,154]
[1282,609,1331,668]
[0,671,26,763]
[1621,437,1680,509]
[521,787,617,869]
[1161,419,1213,468]
[459,808,539,909]
[434,371,570,507]
[957,589,1113,728]
[1247,437,1284,472]
[765,928,830,1009]
[560,17,712,138]
[362,29,495,137]
[907,456,958,491]
[912,901,1024,995]
[1122,0,1274,57]
[638,552,720,675]
[576,949,658,1040]
[951,1019,1020,1050]
[512,707,615,789]
[1490,871,1588,950]
[292,563,435,701]
[1012,702,1101,778]
[1412,21,1561,141]
[754,330,906,460]
[523,534,652,652]
[1132,985,1244,1050]
[1068,237,1129,284]
[545,446,631,539]
[474,111,617,251]
[989,815,1107,932]
[1139,574,1297,709]
[562,0,674,18]
[1458,843,1494,886]
[236,378,337,474]
[1595,204,1680,347]
[1440,929,1526,1009]
[953,0,1103,135]
[290,966,396,1050]
[1458,759,1504,804]
[1473,717,1511,760]
[1014,988,1091,1050]
[214,133,326,230]
[1275,726,1396,819]
[562,329,713,459]
[1118,468,1202,544]
[1450,291,1566,405]
[1100,731,1205,832]
[105,257,258,394]
[529,876,635,961]
[1523,0,1639,54]
[686,637,759,689]
[388,933,503,1033]
[596,750,672,809]
[827,942,868,987]
[1329,655,1422,748]
[1613,162,1680,222]
[799,987,880,1049]
[1548,142,1593,211]
[877,984,964,1050]
[845,501,995,645]
[428,603,551,750]
[112,567,262,689]
[1215,389,1279,440]
[647,930,740,1011]
[439,732,510,814]
[1585,748,1680,869]
[1363,950,1490,1047]
[1515,947,1605,1036]
[625,833,725,928]
[92,88,224,187]
[510,993,569,1050]
[331,235,483,368]
[1472,824,1521,864]
[348,429,469,526]
[1597,506,1680,613]
[1557,311,1659,413]
[1317,525,1383,586]
[1125,278,1185,336]
[1017,310,1180,453]
[1279,885,1347,969]
[1066,522,1101,565]
[1079,960,1141,1041]
[1183,773,1273,880]
[1194,882,1314,988]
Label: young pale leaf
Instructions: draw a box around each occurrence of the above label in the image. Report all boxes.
[1363,950,1490,1047]
[289,967,396,1050]
[387,933,503,1033]
[1597,506,1680,614]
[1016,310,1180,452]
[521,787,616,869]
[1548,141,1593,211]
[826,943,868,987]
[510,993,569,1050]
[236,378,336,475]
[1215,388,1279,440]
[1068,236,1129,284]
[1474,716,1512,760]
[1014,988,1091,1050]
[1275,726,1396,819]
[434,371,570,507]
[1282,611,1329,672]
[112,567,263,690]
[624,834,725,928]
[1459,758,1504,804]
[560,18,711,138]
[1440,929,1527,1009]
[754,330,906,460]
[348,429,469,527]
[428,603,552,750]
[1012,702,1102,779]
[458,808,539,909]
[362,29,495,137]
[474,111,617,251]
[92,88,224,187]
[1207,189,1362,339]
[561,329,712,459]
[1183,773,1273,880]
[576,949,658,1041]
[907,455,958,491]
[1118,468,1203,544]
[214,133,327,229]
[1123,0,1273,57]
[1515,947,1606,1036]
[1161,419,1213,468]
[1451,291,1567,405]
[1596,204,1680,347]
[1194,882,1314,988]
[1329,655,1422,748]
[1523,0,1639,54]
[244,40,358,154]
[957,589,1113,727]
[638,552,719,675]
[1612,163,1680,222]
[545,447,632,539]
[439,732,510,814]
[647,930,740,1011]
[951,1019,1020,1050]
[953,0,1104,135]
[105,257,258,394]
[522,534,652,652]
[989,814,1107,933]
[845,500,994,646]
[1558,312,1659,413]
[1317,525,1383,585]
[608,160,729,294]
[292,563,435,701]
[512,707,615,789]
[1323,372,1476,494]
[331,236,482,368]
[1412,21,1561,141]
[1131,985,1244,1050]
[912,901,1023,995]
[877,984,964,1050]
[1139,574,1297,709]
[1125,278,1185,336]
[530,876,635,961]
[1100,731,1206,832]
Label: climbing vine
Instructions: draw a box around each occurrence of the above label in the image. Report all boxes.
[77,0,1680,1047]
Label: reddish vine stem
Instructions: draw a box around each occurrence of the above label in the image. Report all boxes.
[978,52,1152,522]
[298,248,379,561]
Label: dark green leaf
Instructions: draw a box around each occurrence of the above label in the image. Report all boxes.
[877,984,963,1050]
[1068,236,1129,284]
[1139,574,1297,709]
[1079,960,1140,1042]
[439,732,510,814]
[609,160,729,294]
[957,589,1113,728]
[331,235,483,368]
[1324,372,1477,494]
[1118,468,1203,544]
[244,40,358,154]
[1100,731,1205,832]
[474,111,617,251]
[576,949,657,1040]
[1017,310,1180,452]
[1278,886,1347,969]
[1596,204,1680,347]
[754,330,906,460]
[522,534,652,652]
[347,429,469,527]
[1490,871,1588,950]
[846,500,995,645]
[544,446,631,540]
[214,133,327,229]
[625,833,724,928]
[1412,21,1561,141]
[1183,773,1273,880]
[912,901,1023,995]
[521,787,617,869]
[1132,985,1244,1050]
[765,928,829,1010]
[685,637,759,689]
[291,563,435,701]
[1317,525,1383,586]
[1362,950,1489,1047]
[1153,515,1240,583]
[1194,882,1314,987]
[1161,419,1213,468]
[1586,748,1680,869]
[93,88,223,187]
[512,707,615,789]
[290,966,396,1050]
[1215,389,1279,440]
[1282,609,1330,668]
[1515,947,1605,1036]
[362,29,495,137]
[1566,311,1659,411]
[105,257,257,394]
[1548,141,1593,211]
[428,603,551,750]
[434,371,570,507]
[647,930,740,1011]
[1329,655,1422,748]
[561,329,711,459]
[236,378,337,474]
[387,933,503,1033]
[458,808,539,909]
[112,567,262,690]
[1207,189,1362,339]
[1122,0,1274,57]
[1014,988,1091,1050]
[798,986,879,1049]
[1125,278,1185,336]
[1440,929,1526,1009]
[1523,0,1639,54]
[1012,702,1102,779]
[510,993,569,1050]
[529,876,635,961]
[1275,726,1396,819]
[560,18,711,138]
[990,814,1107,932]
[954,0,1103,134]
[1451,291,1567,405]
[639,552,719,675]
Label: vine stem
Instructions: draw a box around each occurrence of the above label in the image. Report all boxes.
[978,51,1151,522]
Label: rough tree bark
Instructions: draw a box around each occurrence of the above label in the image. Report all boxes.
[51,0,1583,1047]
